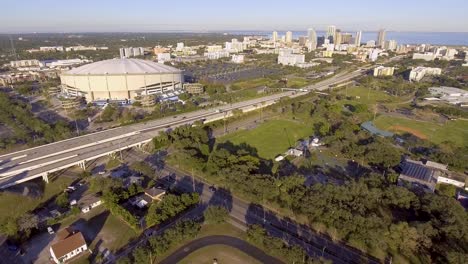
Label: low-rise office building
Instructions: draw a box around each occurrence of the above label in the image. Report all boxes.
[373,66,395,76]
[183,83,204,94]
[409,67,441,82]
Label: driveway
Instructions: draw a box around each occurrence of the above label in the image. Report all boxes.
[158,235,283,264]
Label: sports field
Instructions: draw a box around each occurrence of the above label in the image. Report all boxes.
[219,119,314,159]
[374,115,468,147]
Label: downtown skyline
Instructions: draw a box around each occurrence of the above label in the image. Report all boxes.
[2,0,468,33]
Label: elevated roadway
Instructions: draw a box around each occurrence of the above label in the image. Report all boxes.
[0,67,371,189]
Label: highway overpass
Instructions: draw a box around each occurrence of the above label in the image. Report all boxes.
[0,68,369,189]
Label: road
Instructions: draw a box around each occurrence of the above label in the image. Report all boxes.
[0,68,368,189]
[113,150,382,264]
[158,235,284,264]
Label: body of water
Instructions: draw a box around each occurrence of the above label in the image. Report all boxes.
[226,30,468,46]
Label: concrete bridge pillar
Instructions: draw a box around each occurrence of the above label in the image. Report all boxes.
[42,173,49,183]
[78,161,86,170]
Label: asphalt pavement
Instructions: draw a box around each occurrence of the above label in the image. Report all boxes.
[158,235,284,264]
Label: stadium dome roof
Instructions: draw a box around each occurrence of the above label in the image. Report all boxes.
[64,58,181,75]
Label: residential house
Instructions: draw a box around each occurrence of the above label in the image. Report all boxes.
[79,195,102,213]
[50,229,87,263]
[144,187,166,201]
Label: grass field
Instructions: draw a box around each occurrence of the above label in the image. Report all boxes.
[231,78,276,90]
[287,77,309,88]
[338,86,410,105]
[374,115,468,147]
[0,176,73,223]
[218,119,314,159]
[179,244,261,264]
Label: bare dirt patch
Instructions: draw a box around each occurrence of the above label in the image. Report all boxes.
[388,125,428,139]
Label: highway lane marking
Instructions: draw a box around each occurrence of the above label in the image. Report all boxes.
[11,154,27,161]
[0,154,78,178]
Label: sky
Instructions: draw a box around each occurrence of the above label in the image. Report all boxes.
[2,0,468,33]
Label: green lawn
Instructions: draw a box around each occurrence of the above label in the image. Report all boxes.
[179,244,261,264]
[231,78,276,90]
[287,77,309,88]
[59,207,139,253]
[374,115,468,147]
[338,86,409,105]
[218,119,314,159]
[0,176,73,223]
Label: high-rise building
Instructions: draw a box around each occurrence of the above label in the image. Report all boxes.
[307,28,317,50]
[299,36,307,46]
[334,29,342,45]
[385,40,397,51]
[272,31,278,42]
[285,31,293,43]
[355,31,362,46]
[326,25,336,42]
[377,29,386,47]
[341,33,352,44]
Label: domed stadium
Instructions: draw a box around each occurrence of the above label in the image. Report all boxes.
[60,58,184,102]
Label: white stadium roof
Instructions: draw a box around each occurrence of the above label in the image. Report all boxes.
[64,58,181,75]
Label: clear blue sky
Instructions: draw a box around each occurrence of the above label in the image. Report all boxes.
[3,0,468,33]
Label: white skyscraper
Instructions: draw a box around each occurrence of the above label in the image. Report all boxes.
[272,31,278,42]
[326,25,336,42]
[285,31,293,43]
[307,28,317,50]
[377,29,386,47]
[355,31,362,46]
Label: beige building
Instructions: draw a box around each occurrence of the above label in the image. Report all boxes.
[373,66,395,77]
[183,83,204,94]
[60,58,183,102]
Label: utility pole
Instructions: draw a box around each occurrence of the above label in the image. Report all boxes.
[191,168,195,192]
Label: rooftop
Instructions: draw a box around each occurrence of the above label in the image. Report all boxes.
[51,231,86,259]
[64,58,182,75]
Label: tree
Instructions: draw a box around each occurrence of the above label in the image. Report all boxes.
[132,247,150,264]
[55,192,69,208]
[204,206,229,224]
[436,184,456,197]
[17,213,39,238]
[0,217,18,236]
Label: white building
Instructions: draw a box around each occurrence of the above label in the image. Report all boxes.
[326,25,336,42]
[377,29,386,47]
[157,53,171,63]
[225,39,245,53]
[50,231,87,264]
[65,46,108,52]
[307,28,317,51]
[355,31,362,46]
[120,47,144,58]
[409,67,441,82]
[412,52,436,61]
[285,31,293,43]
[278,53,305,66]
[427,86,468,105]
[438,176,465,188]
[385,40,397,51]
[10,59,40,68]
[40,46,64,52]
[206,45,223,53]
[366,40,376,48]
[176,42,185,51]
[368,49,380,62]
[204,51,230,60]
[231,54,244,63]
[272,31,278,42]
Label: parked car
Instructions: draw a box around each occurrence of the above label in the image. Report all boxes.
[47,227,54,234]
